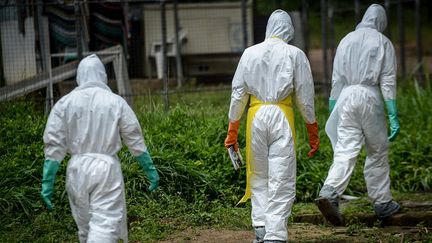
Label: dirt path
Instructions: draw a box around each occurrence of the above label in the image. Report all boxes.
[158,223,334,243]
[157,198,432,242]
[158,223,432,243]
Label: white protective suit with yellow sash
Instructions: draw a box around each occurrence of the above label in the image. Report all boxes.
[228,10,317,242]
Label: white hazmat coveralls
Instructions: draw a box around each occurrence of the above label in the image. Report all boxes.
[322,4,397,204]
[229,10,317,242]
[43,54,147,243]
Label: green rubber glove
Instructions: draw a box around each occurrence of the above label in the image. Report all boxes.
[329,99,336,113]
[385,99,400,142]
[41,159,60,210]
[136,151,159,191]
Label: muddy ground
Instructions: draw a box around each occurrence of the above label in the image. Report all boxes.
[159,224,432,242]
[157,198,432,243]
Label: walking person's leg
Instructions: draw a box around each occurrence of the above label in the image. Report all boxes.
[250,117,269,243]
[363,103,400,219]
[264,112,295,242]
[66,158,91,243]
[317,105,364,226]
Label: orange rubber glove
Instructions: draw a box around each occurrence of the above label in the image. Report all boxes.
[306,122,320,157]
[224,120,240,151]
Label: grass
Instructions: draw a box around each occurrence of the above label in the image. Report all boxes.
[0,81,431,241]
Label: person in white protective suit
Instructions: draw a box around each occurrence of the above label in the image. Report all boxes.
[40,54,159,243]
[224,10,320,243]
[315,4,401,226]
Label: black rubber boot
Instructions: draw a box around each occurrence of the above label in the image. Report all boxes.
[253,226,265,243]
[315,197,345,226]
[374,201,401,219]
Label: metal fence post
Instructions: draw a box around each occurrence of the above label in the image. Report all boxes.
[242,0,248,50]
[160,0,169,112]
[75,0,83,61]
[329,5,335,71]
[415,0,424,86]
[384,0,391,39]
[37,0,52,113]
[36,0,48,72]
[321,0,329,90]
[354,0,360,25]
[398,0,406,80]
[301,0,310,57]
[45,54,53,114]
[173,0,183,88]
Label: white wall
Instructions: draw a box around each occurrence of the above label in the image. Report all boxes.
[143,1,254,58]
[1,18,37,85]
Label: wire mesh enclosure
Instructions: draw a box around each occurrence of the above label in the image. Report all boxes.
[0,0,430,107]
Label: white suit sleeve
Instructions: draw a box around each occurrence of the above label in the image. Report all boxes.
[119,100,147,156]
[43,105,67,162]
[293,50,316,124]
[330,46,346,100]
[379,39,397,100]
[228,55,250,121]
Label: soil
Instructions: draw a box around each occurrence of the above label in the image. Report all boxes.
[157,199,432,243]
[158,223,334,243]
[158,224,432,242]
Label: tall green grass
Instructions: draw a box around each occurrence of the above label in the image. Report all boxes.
[0,82,431,241]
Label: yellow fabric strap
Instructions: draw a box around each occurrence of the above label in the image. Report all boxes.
[237,95,296,204]
[269,36,288,42]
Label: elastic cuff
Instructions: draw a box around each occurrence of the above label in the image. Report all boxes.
[319,185,339,200]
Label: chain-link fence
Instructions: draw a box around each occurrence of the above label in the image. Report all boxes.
[0,0,430,109]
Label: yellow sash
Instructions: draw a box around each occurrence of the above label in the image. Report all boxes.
[237,95,296,204]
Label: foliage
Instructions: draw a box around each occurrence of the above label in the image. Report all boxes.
[0,82,431,241]
[389,81,432,191]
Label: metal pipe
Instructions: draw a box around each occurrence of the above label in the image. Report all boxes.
[354,0,360,25]
[397,0,406,80]
[160,0,169,111]
[173,0,183,88]
[75,0,83,61]
[415,0,424,86]
[321,0,329,87]
[301,0,310,56]
[242,0,248,50]
[384,0,391,39]
[329,5,335,70]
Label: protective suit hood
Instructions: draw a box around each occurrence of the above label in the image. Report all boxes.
[265,9,294,43]
[356,4,387,33]
[76,54,108,87]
